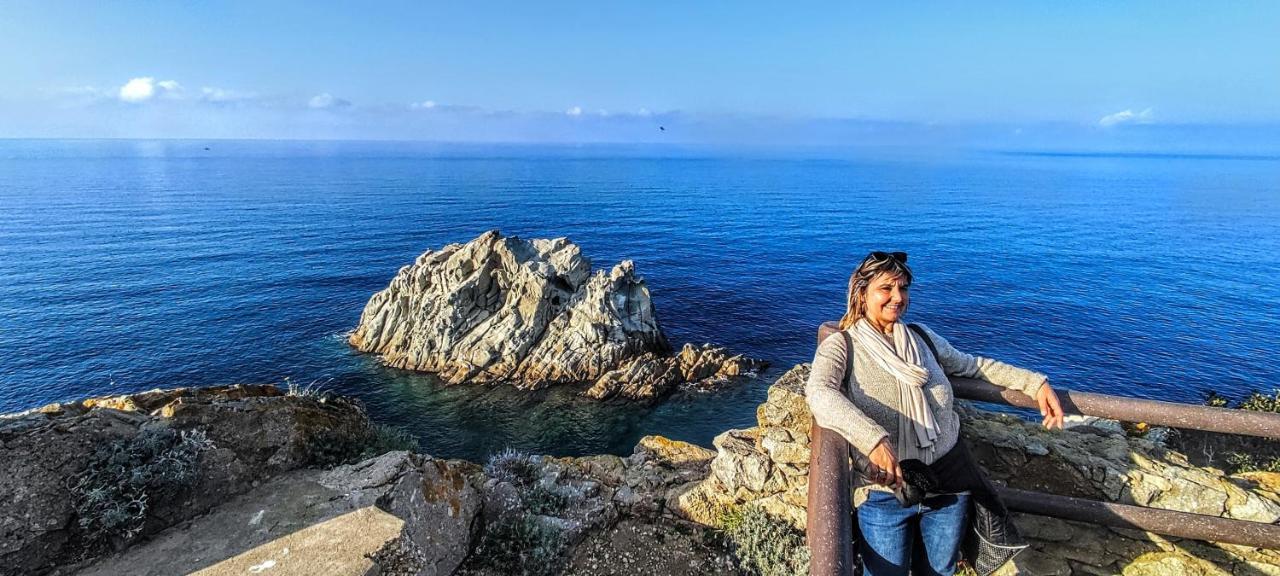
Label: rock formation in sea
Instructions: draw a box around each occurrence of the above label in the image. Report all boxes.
[349,230,766,401]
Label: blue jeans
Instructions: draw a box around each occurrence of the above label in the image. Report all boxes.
[857,490,969,576]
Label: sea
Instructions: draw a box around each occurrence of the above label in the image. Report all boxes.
[1,139,1277,462]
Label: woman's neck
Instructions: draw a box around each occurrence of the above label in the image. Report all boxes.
[866,317,894,335]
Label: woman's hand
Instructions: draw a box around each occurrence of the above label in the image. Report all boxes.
[867,438,904,488]
[1036,382,1065,430]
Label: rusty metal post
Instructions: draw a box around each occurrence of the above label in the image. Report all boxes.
[806,421,855,576]
[807,325,856,575]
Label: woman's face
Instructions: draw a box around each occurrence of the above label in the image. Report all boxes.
[864,272,910,329]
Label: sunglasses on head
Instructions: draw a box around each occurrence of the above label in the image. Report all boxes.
[863,251,908,264]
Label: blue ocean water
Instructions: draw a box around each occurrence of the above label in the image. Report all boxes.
[1,139,1277,461]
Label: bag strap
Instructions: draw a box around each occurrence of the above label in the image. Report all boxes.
[840,331,854,395]
[907,323,940,364]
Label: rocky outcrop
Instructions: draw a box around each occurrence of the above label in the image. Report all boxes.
[349,231,765,401]
[71,451,482,576]
[5,384,736,576]
[675,365,811,529]
[0,385,370,576]
[584,343,767,401]
[675,363,1280,574]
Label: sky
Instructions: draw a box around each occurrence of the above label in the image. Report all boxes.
[1,1,1278,148]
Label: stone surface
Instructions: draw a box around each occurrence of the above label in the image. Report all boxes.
[584,344,767,402]
[69,451,481,576]
[563,519,738,576]
[349,230,668,387]
[348,231,764,401]
[0,385,370,576]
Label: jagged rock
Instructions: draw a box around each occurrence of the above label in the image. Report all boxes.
[584,344,768,401]
[0,385,370,576]
[349,230,669,387]
[349,231,765,401]
[71,451,481,576]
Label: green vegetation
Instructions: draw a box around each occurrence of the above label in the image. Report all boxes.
[1227,452,1280,474]
[1204,389,1280,474]
[468,513,564,576]
[484,447,540,486]
[466,449,572,576]
[307,423,421,467]
[1239,390,1280,413]
[717,505,810,576]
[70,428,214,547]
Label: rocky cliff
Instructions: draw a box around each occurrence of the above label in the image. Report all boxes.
[1,386,732,576]
[11,370,1280,575]
[1,385,370,575]
[349,231,765,401]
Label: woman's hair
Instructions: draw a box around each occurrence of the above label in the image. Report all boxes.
[838,251,914,330]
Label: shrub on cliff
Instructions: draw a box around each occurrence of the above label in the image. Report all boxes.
[1197,390,1280,474]
[307,423,420,467]
[718,505,810,576]
[70,428,214,547]
[465,449,576,575]
[468,513,564,576]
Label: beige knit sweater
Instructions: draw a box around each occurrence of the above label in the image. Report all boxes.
[805,323,1046,471]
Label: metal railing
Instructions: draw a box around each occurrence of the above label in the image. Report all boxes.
[806,322,1280,576]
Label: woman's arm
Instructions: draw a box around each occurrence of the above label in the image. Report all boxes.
[916,323,1064,429]
[805,332,891,456]
[915,323,1046,398]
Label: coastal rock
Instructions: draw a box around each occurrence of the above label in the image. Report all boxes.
[584,344,767,401]
[349,230,766,401]
[0,385,370,576]
[349,230,668,387]
[71,451,482,576]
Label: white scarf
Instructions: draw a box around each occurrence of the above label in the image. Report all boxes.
[852,318,940,460]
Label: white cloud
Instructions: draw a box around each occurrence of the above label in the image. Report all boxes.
[200,87,256,103]
[409,100,437,110]
[119,77,157,102]
[636,107,652,117]
[118,77,182,103]
[565,106,582,117]
[1098,107,1154,128]
[309,92,351,109]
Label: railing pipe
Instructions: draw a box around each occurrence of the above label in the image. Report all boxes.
[817,321,1280,439]
[999,487,1280,550]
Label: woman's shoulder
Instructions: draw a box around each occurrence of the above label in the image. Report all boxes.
[907,321,945,341]
[818,328,851,353]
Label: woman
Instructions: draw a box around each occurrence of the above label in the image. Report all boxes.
[805,251,1064,576]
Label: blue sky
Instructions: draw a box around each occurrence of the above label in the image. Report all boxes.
[1,1,1277,147]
